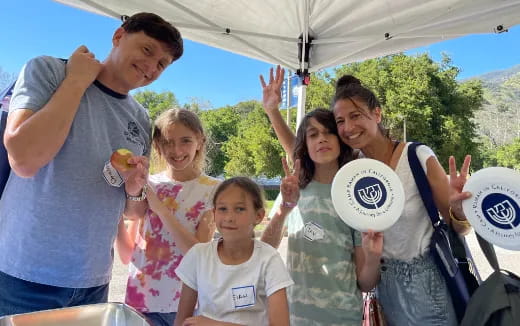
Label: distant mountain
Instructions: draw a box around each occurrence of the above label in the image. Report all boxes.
[469,66,520,146]
[473,65,520,87]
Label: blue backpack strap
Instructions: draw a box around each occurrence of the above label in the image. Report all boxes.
[407,142,442,227]
[408,142,500,271]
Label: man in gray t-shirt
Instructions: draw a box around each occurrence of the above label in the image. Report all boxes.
[0,13,183,317]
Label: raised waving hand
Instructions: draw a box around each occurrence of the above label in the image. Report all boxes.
[259,65,285,113]
[258,66,295,157]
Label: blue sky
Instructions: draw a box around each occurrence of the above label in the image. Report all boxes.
[1,0,519,108]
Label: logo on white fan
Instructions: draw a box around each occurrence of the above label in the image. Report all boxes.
[483,194,520,230]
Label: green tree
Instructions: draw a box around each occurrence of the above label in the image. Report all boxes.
[305,70,335,111]
[470,137,497,170]
[182,96,213,114]
[199,106,240,176]
[134,90,179,121]
[332,53,484,169]
[223,102,284,177]
[476,72,520,147]
[495,138,520,170]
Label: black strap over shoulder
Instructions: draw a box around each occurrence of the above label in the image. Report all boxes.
[407,142,441,226]
[0,110,9,195]
[408,142,500,271]
[0,80,15,197]
[408,142,468,259]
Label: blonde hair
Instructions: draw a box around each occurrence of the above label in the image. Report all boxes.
[152,108,207,172]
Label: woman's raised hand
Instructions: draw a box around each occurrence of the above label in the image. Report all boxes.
[259,65,285,113]
[448,155,472,218]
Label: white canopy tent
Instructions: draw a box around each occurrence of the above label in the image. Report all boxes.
[55,0,520,124]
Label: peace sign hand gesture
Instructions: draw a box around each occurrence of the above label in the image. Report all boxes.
[448,155,472,219]
[259,65,285,113]
[280,157,300,208]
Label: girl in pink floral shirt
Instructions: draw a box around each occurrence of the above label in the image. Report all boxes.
[116,108,220,326]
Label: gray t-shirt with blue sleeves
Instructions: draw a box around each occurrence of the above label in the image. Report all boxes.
[0,56,151,288]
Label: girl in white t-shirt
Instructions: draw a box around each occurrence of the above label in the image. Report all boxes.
[115,108,220,326]
[174,177,294,326]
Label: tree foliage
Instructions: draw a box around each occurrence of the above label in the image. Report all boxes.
[475,72,520,147]
[330,53,484,169]
[182,96,213,114]
[199,106,240,176]
[222,102,284,177]
[305,70,335,111]
[134,90,179,121]
[495,138,520,170]
[128,54,520,178]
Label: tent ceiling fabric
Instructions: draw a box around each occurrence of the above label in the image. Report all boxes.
[55,0,520,73]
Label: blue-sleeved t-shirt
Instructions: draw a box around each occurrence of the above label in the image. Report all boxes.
[0,56,151,288]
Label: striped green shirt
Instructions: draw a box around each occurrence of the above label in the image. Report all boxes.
[286,181,363,326]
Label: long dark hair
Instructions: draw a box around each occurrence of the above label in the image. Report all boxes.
[294,108,354,189]
[332,75,389,138]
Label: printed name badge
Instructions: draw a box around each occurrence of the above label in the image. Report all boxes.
[331,158,405,232]
[462,167,520,251]
[102,161,124,187]
[232,285,256,309]
[304,222,325,241]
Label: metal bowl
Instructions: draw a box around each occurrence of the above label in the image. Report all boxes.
[0,303,150,326]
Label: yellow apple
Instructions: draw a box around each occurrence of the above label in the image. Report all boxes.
[110,148,136,172]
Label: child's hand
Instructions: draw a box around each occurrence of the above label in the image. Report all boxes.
[448,155,472,219]
[280,158,300,208]
[361,230,383,261]
[145,185,167,216]
[259,65,284,113]
[124,156,149,198]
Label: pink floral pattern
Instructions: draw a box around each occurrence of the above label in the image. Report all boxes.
[148,212,164,234]
[125,173,220,313]
[125,283,146,309]
[186,201,205,222]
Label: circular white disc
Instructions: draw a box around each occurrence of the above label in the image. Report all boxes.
[462,167,520,251]
[331,158,405,232]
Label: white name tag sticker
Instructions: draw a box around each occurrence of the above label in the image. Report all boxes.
[232,285,256,309]
[103,161,124,187]
[303,222,325,241]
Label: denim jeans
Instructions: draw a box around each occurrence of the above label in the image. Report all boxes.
[376,254,458,326]
[0,270,109,317]
[143,311,177,326]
